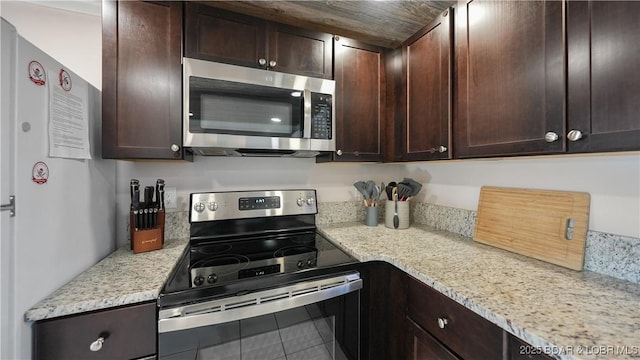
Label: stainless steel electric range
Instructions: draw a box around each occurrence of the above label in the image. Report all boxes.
[157,190,361,360]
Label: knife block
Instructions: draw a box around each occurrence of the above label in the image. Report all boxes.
[130,209,165,254]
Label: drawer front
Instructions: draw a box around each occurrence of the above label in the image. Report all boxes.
[408,277,503,360]
[33,301,156,360]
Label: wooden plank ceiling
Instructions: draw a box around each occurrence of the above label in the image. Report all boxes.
[195,0,456,48]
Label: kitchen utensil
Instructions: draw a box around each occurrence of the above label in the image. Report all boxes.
[397,183,412,201]
[378,182,385,202]
[365,180,376,203]
[130,179,139,210]
[474,186,591,270]
[393,190,399,229]
[402,177,423,197]
[354,181,368,202]
[386,182,396,200]
[157,179,165,210]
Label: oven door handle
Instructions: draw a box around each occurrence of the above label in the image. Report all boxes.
[158,272,362,333]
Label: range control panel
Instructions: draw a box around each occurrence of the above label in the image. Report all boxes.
[190,190,317,222]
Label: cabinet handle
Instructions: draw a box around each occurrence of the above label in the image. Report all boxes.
[437,317,448,329]
[336,149,343,156]
[427,146,447,154]
[567,130,583,142]
[544,131,559,143]
[269,60,277,68]
[258,58,267,66]
[89,337,105,352]
[170,144,180,152]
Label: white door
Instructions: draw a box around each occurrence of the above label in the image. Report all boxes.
[0,19,17,360]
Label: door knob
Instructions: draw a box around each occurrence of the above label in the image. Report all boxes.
[89,336,105,352]
[269,60,277,68]
[170,144,180,152]
[544,131,559,143]
[336,150,343,156]
[437,317,448,329]
[258,58,267,66]
[567,130,583,142]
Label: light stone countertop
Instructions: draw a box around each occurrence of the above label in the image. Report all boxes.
[25,237,189,322]
[317,222,640,360]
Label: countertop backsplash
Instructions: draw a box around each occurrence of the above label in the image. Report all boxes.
[315,200,640,285]
[163,201,639,285]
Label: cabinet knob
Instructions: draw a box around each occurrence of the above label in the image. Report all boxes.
[336,149,343,156]
[89,337,105,352]
[567,130,583,142]
[438,145,447,153]
[544,131,559,143]
[269,60,277,68]
[437,317,448,329]
[170,144,180,152]
[258,58,267,66]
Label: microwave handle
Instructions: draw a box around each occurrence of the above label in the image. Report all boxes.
[303,89,312,139]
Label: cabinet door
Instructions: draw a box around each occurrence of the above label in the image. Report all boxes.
[406,318,460,360]
[268,23,333,79]
[334,37,386,161]
[102,1,186,159]
[567,1,640,152]
[454,0,565,157]
[403,8,453,161]
[184,3,267,69]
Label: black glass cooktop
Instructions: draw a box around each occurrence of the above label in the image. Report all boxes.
[159,229,358,308]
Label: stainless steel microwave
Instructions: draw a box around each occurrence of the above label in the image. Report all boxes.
[183,58,336,157]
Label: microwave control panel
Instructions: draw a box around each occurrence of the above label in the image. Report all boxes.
[311,93,332,139]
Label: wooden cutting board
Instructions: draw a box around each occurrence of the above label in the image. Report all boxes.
[474,186,591,270]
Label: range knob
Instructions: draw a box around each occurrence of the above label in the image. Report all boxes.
[207,274,218,284]
[207,202,218,211]
[296,198,305,207]
[297,260,305,269]
[193,202,205,213]
[307,259,315,267]
[306,197,316,206]
[193,275,205,286]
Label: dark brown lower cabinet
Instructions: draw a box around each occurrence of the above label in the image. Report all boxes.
[32,301,156,360]
[406,317,460,360]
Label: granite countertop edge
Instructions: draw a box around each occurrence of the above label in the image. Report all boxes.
[24,237,189,322]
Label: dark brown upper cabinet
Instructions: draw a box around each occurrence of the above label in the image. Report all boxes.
[567,1,640,153]
[185,3,333,79]
[454,0,565,158]
[333,37,387,161]
[102,1,189,160]
[455,0,640,158]
[402,8,453,161]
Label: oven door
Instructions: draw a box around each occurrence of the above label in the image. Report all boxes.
[158,272,361,360]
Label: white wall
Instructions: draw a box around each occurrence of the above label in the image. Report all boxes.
[0,0,102,89]
[117,152,640,244]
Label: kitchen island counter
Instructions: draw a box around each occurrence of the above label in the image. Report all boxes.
[318,222,640,360]
[25,237,189,321]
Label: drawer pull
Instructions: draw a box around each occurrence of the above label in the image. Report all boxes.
[437,317,448,329]
[90,336,106,352]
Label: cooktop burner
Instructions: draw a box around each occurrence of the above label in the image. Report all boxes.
[159,190,359,308]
